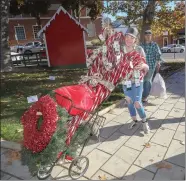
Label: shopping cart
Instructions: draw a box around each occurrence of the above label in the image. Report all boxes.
[37,93,106,180]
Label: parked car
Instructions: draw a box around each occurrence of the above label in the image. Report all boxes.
[23,41,43,55]
[161,44,185,53]
[10,41,45,55]
[10,45,24,53]
[39,44,47,58]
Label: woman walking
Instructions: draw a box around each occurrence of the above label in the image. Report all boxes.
[122,27,150,134]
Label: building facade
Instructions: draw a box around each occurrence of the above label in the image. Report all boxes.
[153,28,185,48]
[9,3,102,46]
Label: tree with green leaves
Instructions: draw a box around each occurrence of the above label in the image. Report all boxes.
[1,0,51,72]
[151,1,185,38]
[104,0,172,41]
[10,0,51,27]
[58,0,104,21]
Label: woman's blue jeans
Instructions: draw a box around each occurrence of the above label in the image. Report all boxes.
[123,82,146,119]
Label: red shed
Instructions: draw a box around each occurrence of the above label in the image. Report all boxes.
[38,6,88,68]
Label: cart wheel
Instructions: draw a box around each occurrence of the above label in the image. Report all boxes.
[37,163,54,180]
[68,156,89,180]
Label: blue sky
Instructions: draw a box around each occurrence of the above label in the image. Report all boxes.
[102,1,176,21]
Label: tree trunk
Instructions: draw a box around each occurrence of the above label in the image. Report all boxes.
[76,4,80,22]
[72,10,76,19]
[35,14,43,42]
[1,0,13,72]
[140,0,156,43]
[35,14,41,27]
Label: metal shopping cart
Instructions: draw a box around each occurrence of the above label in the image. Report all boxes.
[37,93,106,180]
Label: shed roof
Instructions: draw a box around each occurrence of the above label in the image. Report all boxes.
[38,6,88,37]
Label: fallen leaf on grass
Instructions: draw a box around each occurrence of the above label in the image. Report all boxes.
[98,175,107,180]
[16,91,24,98]
[15,128,23,133]
[5,150,21,165]
[144,143,151,148]
[155,162,172,169]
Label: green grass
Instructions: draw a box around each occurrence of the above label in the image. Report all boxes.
[1,69,87,142]
[0,69,124,142]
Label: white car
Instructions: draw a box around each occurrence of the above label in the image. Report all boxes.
[10,41,44,55]
[161,44,185,53]
[23,41,43,55]
[10,45,24,53]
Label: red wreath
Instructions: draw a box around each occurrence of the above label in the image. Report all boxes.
[21,95,58,153]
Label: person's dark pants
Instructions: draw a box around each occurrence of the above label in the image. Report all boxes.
[142,68,156,100]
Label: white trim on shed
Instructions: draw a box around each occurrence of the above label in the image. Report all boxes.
[43,33,51,67]
[37,6,88,37]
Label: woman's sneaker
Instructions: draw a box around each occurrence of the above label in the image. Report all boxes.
[128,120,138,129]
[142,122,150,134]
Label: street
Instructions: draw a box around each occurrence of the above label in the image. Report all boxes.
[162,52,185,62]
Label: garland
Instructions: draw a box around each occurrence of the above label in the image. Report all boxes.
[21,92,92,176]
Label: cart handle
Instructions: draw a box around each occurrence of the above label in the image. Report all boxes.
[55,92,74,114]
[54,92,93,116]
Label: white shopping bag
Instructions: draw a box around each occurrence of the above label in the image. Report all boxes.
[150,73,167,98]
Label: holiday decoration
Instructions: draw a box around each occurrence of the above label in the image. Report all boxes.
[21,25,146,176]
[37,6,87,68]
[21,95,58,153]
[21,92,92,175]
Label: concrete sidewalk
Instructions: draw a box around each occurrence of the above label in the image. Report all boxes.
[1,69,185,180]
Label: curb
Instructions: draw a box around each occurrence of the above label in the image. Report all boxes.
[98,103,117,116]
[1,139,21,151]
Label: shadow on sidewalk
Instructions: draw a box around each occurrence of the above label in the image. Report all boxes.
[109,153,185,180]
[116,99,156,109]
[86,116,184,146]
[53,153,185,180]
[165,70,185,97]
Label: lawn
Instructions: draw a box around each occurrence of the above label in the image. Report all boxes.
[0,68,124,142]
[1,62,184,142]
